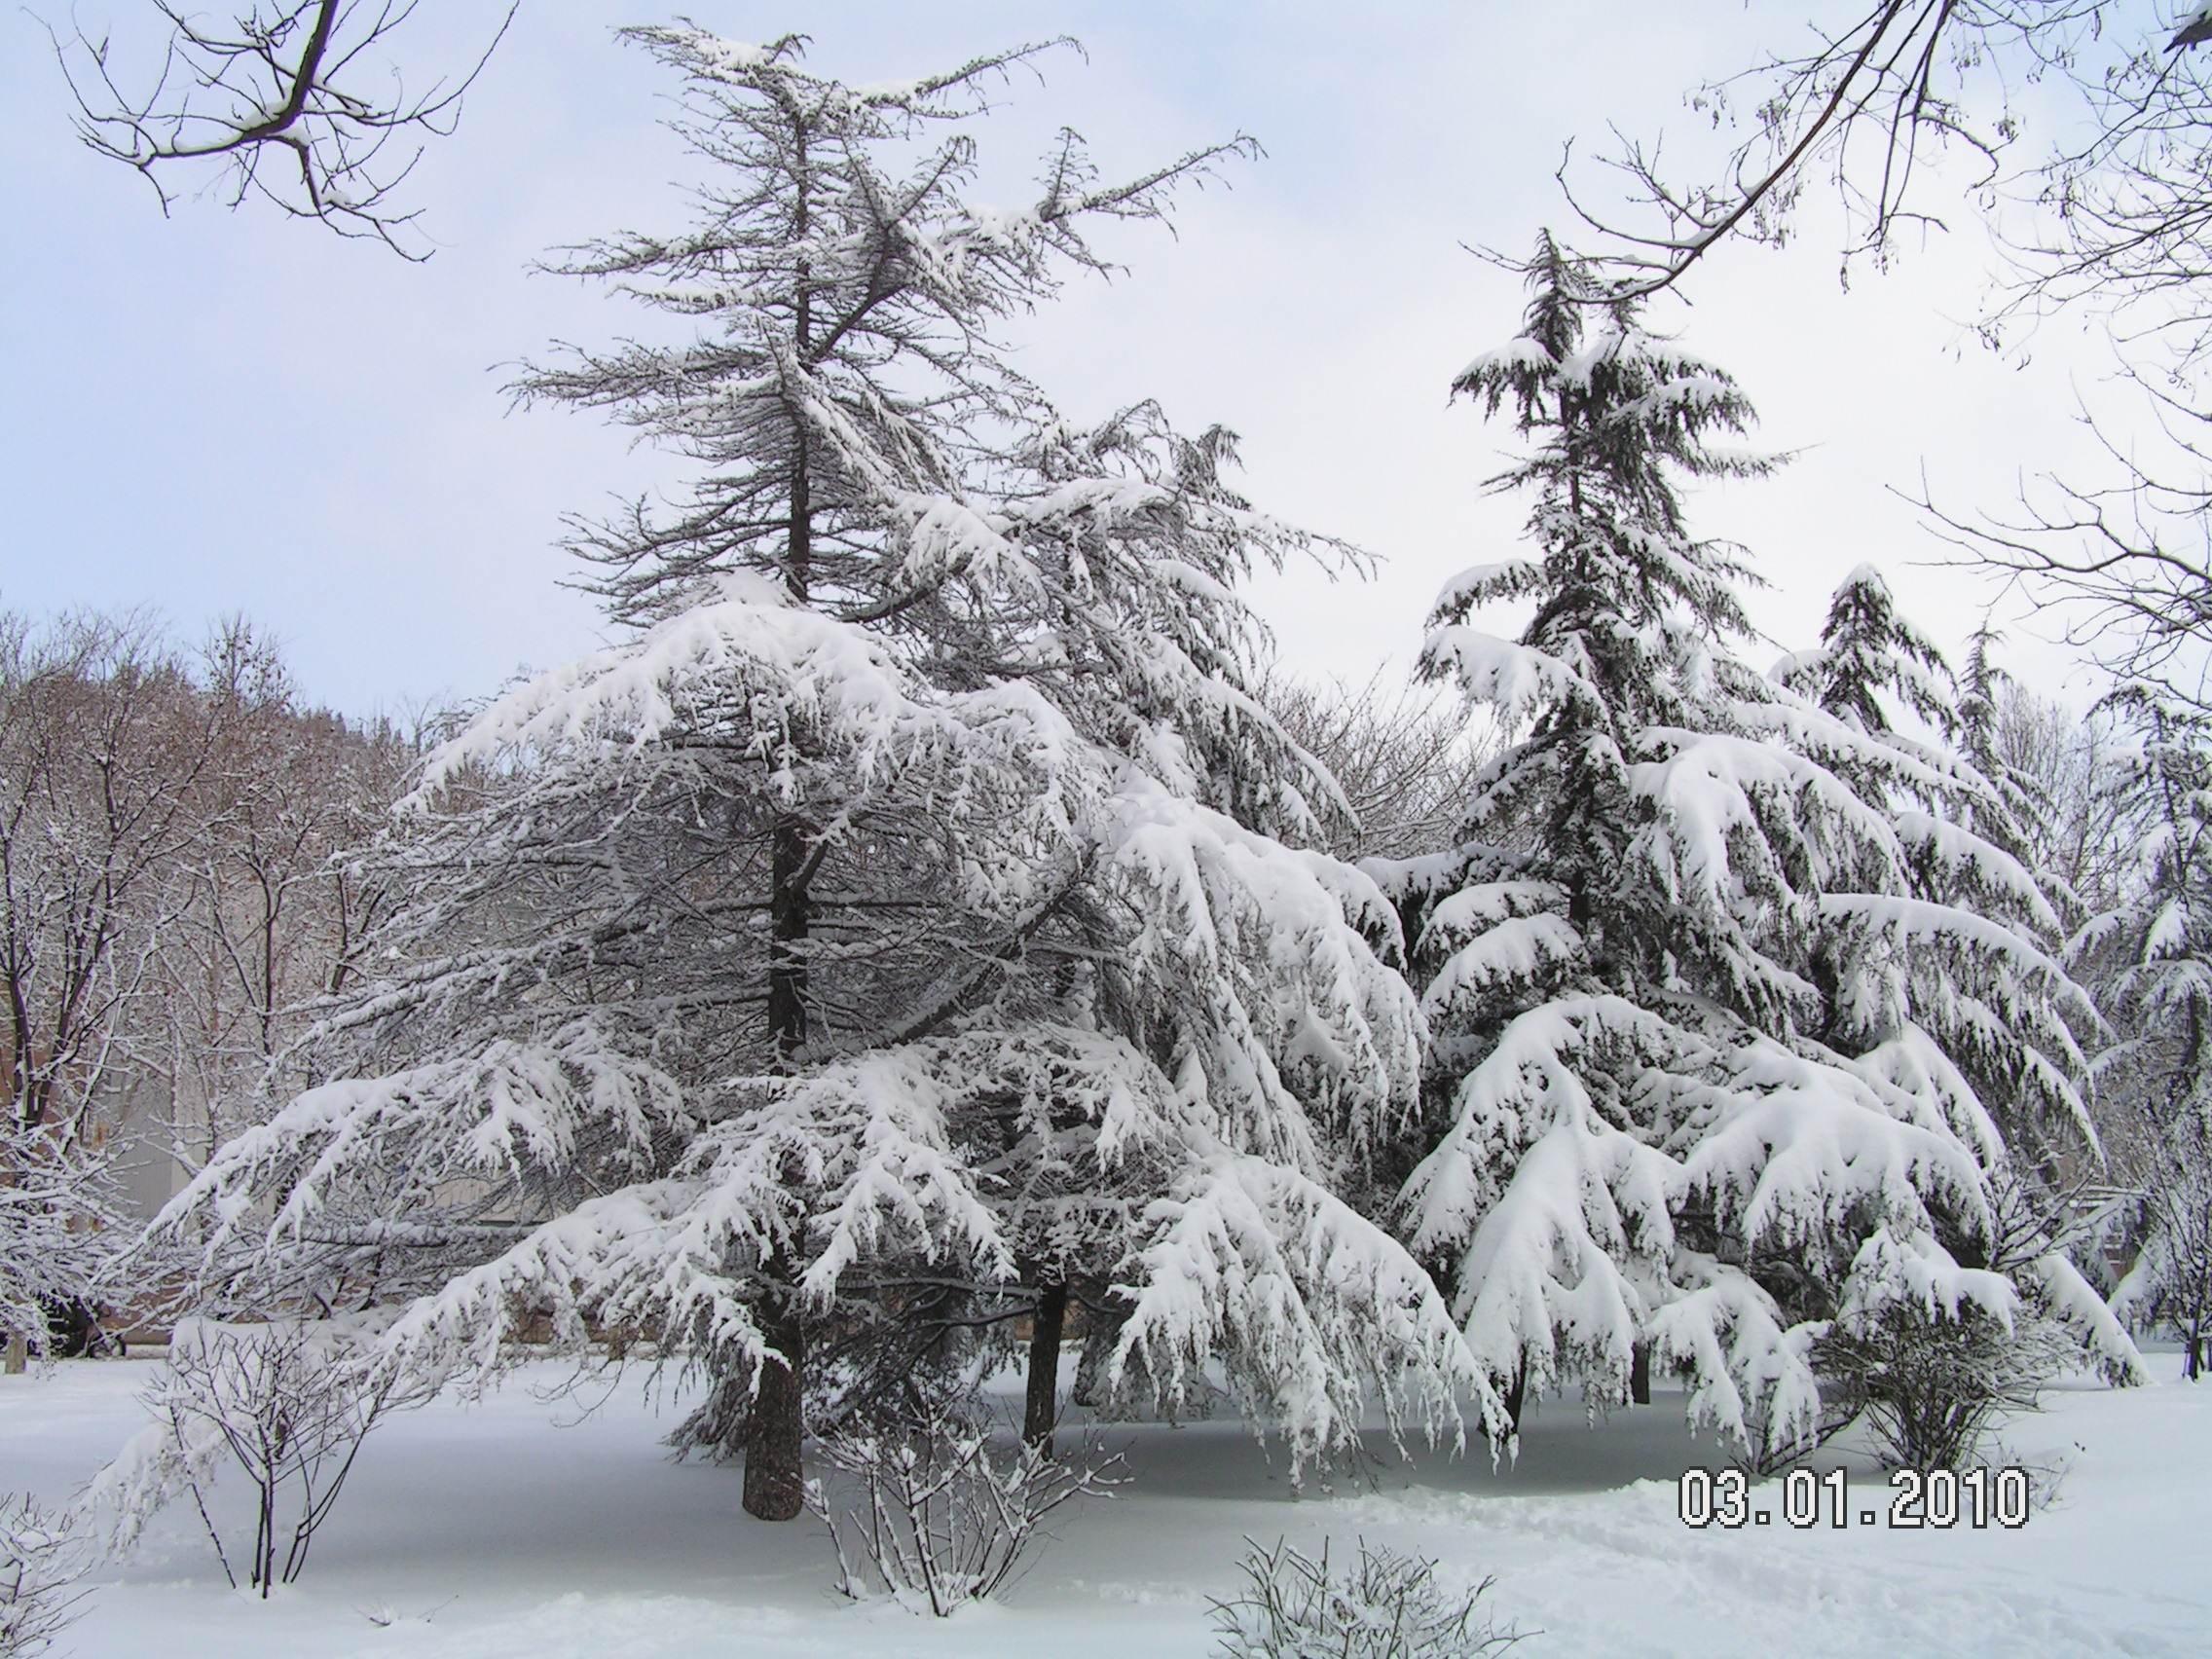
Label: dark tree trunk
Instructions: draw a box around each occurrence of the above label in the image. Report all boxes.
[733,136,822,1522]
[1630,1342,1652,1405]
[2187,1331,2204,1382]
[740,780,813,1518]
[767,813,811,1067]
[743,1279,807,1521]
[1502,1365,1528,1433]
[1023,1279,1068,1456]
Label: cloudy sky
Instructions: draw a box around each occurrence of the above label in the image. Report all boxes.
[0,1,2152,718]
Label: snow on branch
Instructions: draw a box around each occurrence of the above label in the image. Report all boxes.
[1,1123,122,1355]
[149,1016,682,1272]
[1631,726,1903,912]
[2023,1250,2149,1386]
[1648,1258,1824,1458]
[375,1175,773,1386]
[1893,811,2063,936]
[1404,995,1679,1265]
[410,572,1086,819]
[1113,1152,1503,1473]
[618,25,1076,118]
[1834,1226,2018,1331]
[1676,1035,1995,1255]
[1098,776,1420,1161]
[1419,626,1603,727]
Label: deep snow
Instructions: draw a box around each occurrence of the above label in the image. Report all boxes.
[5,1351,2206,1657]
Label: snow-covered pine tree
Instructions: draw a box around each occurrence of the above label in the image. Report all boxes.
[1382,235,2091,1463]
[146,28,1490,1525]
[1954,619,2056,876]
[1775,565,1953,731]
[1774,569,2094,1163]
[2090,688,2212,1377]
[1774,568,2139,1396]
[921,404,1493,1472]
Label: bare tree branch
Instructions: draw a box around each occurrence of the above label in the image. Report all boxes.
[1907,362,2212,711]
[44,0,517,258]
[1557,2,2120,301]
[1545,5,2212,714]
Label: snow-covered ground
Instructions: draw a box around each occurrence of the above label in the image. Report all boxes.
[6,1352,2206,1658]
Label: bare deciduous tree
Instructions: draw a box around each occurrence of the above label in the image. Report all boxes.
[0,610,228,1151]
[0,1493,92,1658]
[0,610,254,1361]
[145,643,421,1178]
[1544,4,2212,709]
[0,608,416,1360]
[1257,669,1497,863]
[1552,2,2124,303]
[46,1,516,256]
[1916,388,2212,712]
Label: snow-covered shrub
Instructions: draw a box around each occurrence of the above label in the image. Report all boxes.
[1817,1296,2072,1474]
[0,1495,92,1658]
[1207,1536,1522,1659]
[90,1318,422,1596]
[804,1403,1126,1616]
[1800,1166,2146,1472]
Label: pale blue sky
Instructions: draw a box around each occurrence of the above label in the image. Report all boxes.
[0,2,2140,717]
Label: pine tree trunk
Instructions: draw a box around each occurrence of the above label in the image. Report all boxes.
[1023,1280,1068,1456]
[2187,1330,2204,1382]
[742,1279,806,1522]
[1630,1342,1652,1405]
[735,384,819,1520]
[739,756,814,1516]
[1503,1364,1528,1433]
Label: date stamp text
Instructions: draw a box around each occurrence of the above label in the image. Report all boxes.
[1677,1466,2032,1530]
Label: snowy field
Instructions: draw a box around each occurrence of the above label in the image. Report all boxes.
[5,1352,2207,1658]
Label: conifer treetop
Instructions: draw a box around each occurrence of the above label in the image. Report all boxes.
[520,24,1257,623]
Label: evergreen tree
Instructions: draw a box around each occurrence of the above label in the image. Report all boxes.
[1779,570,2140,1400]
[2092,689,2212,1377]
[147,29,1490,1524]
[1779,570,2096,1166]
[1773,564,1955,774]
[1382,237,2104,1461]
[1953,617,2072,902]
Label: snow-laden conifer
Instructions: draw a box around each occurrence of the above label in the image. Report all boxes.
[1382,236,2107,1459]
[1777,569,2097,1160]
[1772,569,2140,1393]
[2090,689,2212,1377]
[1954,619,2058,877]
[146,28,1491,1518]
[1774,564,1954,745]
